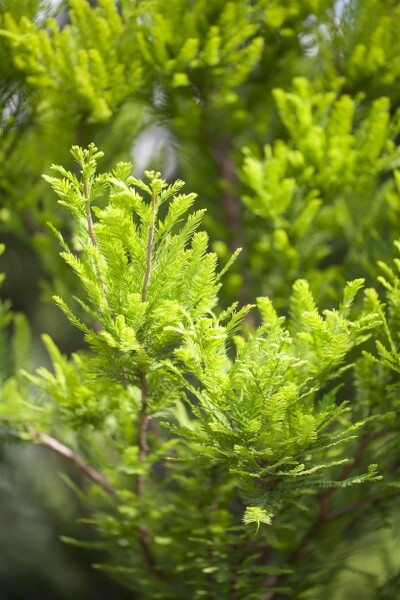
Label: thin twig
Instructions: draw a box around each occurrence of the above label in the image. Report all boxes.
[28,427,116,496]
[142,192,156,302]
[138,524,163,576]
[84,179,99,249]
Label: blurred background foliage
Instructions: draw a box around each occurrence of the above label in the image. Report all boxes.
[0,0,399,598]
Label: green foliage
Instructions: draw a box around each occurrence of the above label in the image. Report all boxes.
[135,0,264,98]
[242,78,400,308]
[321,0,400,102]
[1,146,398,598]
[1,0,142,123]
[355,244,400,415]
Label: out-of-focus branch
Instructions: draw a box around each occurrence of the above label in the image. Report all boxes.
[28,427,116,496]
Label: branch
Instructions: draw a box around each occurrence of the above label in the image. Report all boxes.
[136,373,150,499]
[196,82,242,253]
[142,192,156,302]
[206,131,253,321]
[134,374,165,581]
[262,428,390,600]
[28,427,116,496]
[138,523,164,578]
[208,133,243,253]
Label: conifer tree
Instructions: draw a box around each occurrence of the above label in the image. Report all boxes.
[1,144,399,598]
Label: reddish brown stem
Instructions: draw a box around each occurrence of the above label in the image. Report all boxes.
[207,132,254,322]
[138,524,165,579]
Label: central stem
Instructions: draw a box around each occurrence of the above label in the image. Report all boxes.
[83,177,108,294]
[136,372,150,499]
[142,192,156,302]
[137,188,163,577]
[135,371,165,579]
[84,179,98,249]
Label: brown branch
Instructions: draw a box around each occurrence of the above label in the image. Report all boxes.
[208,133,243,253]
[138,523,164,577]
[142,192,156,302]
[28,427,116,496]
[207,131,254,323]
